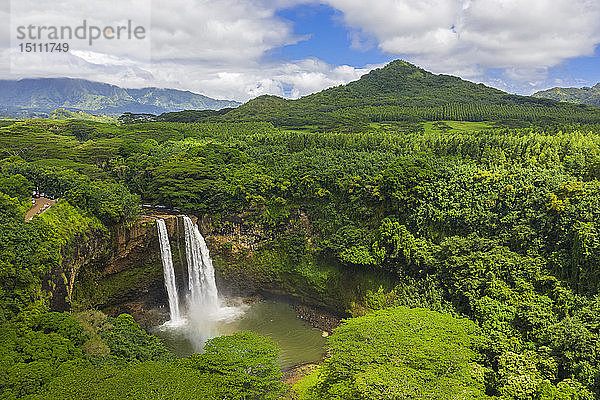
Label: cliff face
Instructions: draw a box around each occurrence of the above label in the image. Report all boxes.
[108,214,192,276]
[198,210,307,294]
[49,228,106,312]
[58,209,370,322]
[197,211,371,314]
[64,213,196,314]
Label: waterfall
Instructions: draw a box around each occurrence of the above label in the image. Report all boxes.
[155,215,244,350]
[156,219,182,323]
[182,216,220,314]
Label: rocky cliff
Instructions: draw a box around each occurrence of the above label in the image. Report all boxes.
[198,210,380,314]
[65,213,195,315]
[55,209,378,326]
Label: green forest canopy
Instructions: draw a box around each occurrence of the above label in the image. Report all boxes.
[2,61,600,398]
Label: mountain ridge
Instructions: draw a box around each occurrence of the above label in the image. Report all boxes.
[0,77,241,116]
[533,83,600,107]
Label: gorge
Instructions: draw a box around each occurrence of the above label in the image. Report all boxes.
[153,214,326,366]
[63,209,360,332]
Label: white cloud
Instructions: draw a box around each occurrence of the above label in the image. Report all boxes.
[323,0,600,90]
[326,0,459,55]
[2,0,600,100]
[2,0,376,101]
[3,46,375,102]
[10,0,152,61]
[138,58,376,101]
[148,0,301,62]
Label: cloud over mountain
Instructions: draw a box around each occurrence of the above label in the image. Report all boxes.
[2,0,599,100]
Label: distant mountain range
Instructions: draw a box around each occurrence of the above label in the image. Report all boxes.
[533,84,600,107]
[0,78,241,117]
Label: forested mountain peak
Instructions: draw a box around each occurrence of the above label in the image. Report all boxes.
[304,59,508,103]
[221,59,599,126]
[344,60,434,94]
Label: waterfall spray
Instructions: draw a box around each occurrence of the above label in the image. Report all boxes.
[156,219,182,323]
[156,216,244,351]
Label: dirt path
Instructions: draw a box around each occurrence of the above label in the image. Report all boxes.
[26,197,58,221]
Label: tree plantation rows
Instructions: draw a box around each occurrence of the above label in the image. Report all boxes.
[366,103,600,124]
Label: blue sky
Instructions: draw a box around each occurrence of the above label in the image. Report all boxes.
[271,4,393,67]
[269,2,600,94]
[558,47,600,86]
[3,0,600,101]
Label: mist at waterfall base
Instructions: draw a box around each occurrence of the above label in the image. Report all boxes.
[156,216,244,349]
[155,217,325,367]
[157,300,327,368]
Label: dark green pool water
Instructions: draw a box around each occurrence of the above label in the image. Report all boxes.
[154,300,326,368]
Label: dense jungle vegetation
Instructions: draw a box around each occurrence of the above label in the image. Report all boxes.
[3,61,600,398]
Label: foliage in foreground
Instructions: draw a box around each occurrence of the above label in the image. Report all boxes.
[311,307,490,399]
[302,307,594,400]
[0,311,285,400]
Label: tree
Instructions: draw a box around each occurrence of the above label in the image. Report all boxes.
[181,331,286,400]
[310,307,491,399]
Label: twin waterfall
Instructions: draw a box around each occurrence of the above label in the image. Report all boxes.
[156,216,221,325]
[156,219,182,323]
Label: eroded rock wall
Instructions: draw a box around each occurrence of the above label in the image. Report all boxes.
[62,213,195,313]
